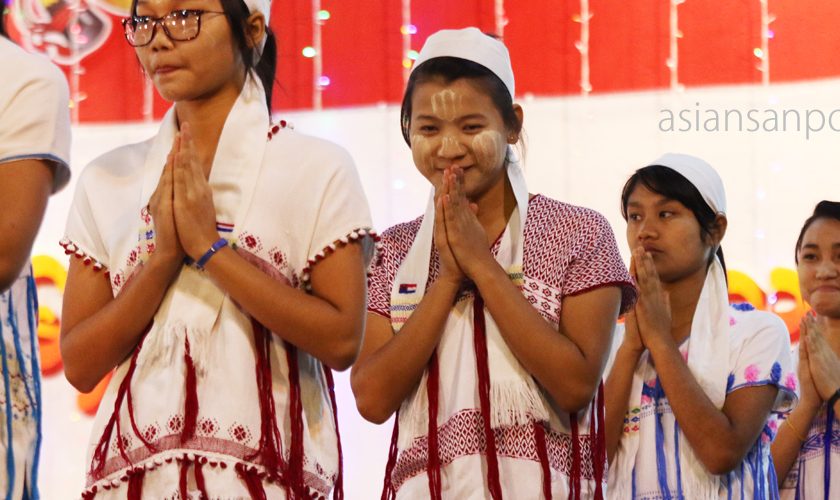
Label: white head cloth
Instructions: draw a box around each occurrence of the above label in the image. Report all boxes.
[412,27,515,98]
[647,153,727,215]
[244,0,271,23]
[609,153,730,500]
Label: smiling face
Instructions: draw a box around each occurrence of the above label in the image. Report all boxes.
[625,184,719,284]
[797,217,840,318]
[408,77,516,201]
[132,0,245,103]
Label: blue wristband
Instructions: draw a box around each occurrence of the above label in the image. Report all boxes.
[196,238,228,269]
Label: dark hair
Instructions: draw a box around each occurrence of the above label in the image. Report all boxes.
[129,0,277,110]
[1,2,7,38]
[399,56,522,150]
[621,165,727,275]
[795,200,840,263]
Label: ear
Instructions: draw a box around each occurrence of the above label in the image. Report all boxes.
[245,11,267,50]
[507,104,524,144]
[708,213,728,247]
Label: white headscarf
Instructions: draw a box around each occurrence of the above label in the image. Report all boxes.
[413,27,515,98]
[609,153,730,500]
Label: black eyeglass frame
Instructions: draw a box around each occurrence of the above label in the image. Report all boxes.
[121,9,226,47]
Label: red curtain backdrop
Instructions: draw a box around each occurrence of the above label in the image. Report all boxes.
[9,0,840,122]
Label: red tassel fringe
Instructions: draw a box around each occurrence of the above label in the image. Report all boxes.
[285,342,306,497]
[323,367,345,500]
[533,420,553,500]
[195,459,210,499]
[247,319,286,492]
[182,335,199,444]
[472,293,504,500]
[592,383,606,500]
[236,463,268,500]
[90,324,152,476]
[179,459,190,500]
[127,468,145,500]
[380,414,400,500]
[426,350,442,500]
[569,414,581,500]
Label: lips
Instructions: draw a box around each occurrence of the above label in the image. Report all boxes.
[153,65,181,75]
[813,285,840,294]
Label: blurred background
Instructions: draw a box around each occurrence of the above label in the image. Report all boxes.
[5,0,840,497]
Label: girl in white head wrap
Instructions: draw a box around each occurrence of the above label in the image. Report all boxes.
[605,154,797,500]
[61,0,376,498]
[353,27,635,499]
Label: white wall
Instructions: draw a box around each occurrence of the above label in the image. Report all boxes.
[32,78,840,498]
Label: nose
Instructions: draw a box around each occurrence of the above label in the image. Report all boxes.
[437,135,466,160]
[635,217,657,241]
[815,258,840,279]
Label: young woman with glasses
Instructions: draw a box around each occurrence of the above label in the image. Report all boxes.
[0,14,71,499]
[60,0,375,498]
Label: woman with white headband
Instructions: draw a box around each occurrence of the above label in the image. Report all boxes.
[352,28,635,499]
[59,0,375,497]
[772,201,840,499]
[605,155,796,499]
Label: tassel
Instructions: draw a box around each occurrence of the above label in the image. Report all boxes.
[380,414,400,500]
[127,468,145,500]
[179,459,190,500]
[236,463,268,500]
[592,383,606,500]
[90,324,152,476]
[825,403,834,500]
[653,378,672,500]
[182,336,199,444]
[569,414,581,500]
[246,319,285,489]
[472,293,504,499]
[533,420,552,499]
[323,367,345,500]
[426,350,442,500]
[195,460,210,499]
[286,343,306,497]
[673,421,684,500]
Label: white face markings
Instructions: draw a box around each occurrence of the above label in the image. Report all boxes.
[410,133,436,175]
[471,130,505,170]
[430,88,463,122]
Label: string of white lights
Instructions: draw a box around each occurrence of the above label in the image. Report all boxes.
[574,0,592,95]
[402,0,412,85]
[667,0,685,92]
[495,0,507,39]
[757,0,774,86]
[312,0,323,110]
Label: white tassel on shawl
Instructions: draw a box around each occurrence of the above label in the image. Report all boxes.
[489,379,550,428]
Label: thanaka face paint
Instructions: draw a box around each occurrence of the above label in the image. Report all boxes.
[408,78,515,201]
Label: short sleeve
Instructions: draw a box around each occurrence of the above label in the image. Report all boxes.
[727,307,798,414]
[62,167,109,268]
[301,145,375,284]
[563,210,636,313]
[366,230,394,318]
[0,46,71,193]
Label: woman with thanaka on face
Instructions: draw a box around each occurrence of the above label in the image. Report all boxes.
[605,155,796,499]
[0,13,71,499]
[59,0,375,497]
[772,201,840,499]
[352,28,636,499]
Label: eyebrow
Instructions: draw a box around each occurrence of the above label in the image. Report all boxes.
[800,242,840,250]
[414,113,488,122]
[626,198,680,208]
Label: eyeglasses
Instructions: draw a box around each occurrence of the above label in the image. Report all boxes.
[122,9,225,47]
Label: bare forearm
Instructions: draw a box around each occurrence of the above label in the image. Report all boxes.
[472,264,612,412]
[203,246,364,370]
[61,257,179,392]
[605,345,643,462]
[351,279,460,423]
[772,402,819,485]
[651,344,754,472]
